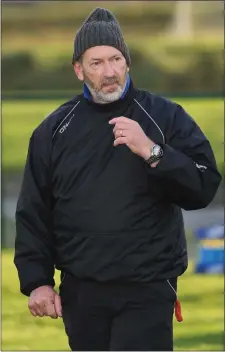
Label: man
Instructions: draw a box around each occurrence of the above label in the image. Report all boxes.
[14,7,221,351]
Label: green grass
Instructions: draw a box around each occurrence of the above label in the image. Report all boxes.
[2,249,224,350]
[2,98,224,172]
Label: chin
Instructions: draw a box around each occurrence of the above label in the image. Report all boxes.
[98,86,123,102]
[101,91,122,103]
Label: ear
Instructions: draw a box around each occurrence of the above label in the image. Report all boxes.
[73,62,84,81]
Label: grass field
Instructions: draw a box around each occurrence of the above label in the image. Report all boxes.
[2,98,224,172]
[2,249,224,351]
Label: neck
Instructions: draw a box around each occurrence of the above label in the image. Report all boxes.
[83,74,131,104]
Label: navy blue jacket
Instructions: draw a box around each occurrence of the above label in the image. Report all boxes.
[14,80,221,296]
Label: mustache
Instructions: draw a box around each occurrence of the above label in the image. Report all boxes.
[101,77,119,87]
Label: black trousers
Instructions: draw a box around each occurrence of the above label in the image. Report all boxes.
[59,273,177,351]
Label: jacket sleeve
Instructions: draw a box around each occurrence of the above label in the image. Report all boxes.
[14,125,55,296]
[147,104,222,210]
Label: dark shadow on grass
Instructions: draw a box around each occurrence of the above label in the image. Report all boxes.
[175,331,225,350]
[180,294,224,304]
[179,289,224,303]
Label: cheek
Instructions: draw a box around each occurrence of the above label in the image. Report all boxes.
[117,65,128,81]
[119,62,128,73]
[88,72,103,88]
[95,73,105,85]
[85,71,94,82]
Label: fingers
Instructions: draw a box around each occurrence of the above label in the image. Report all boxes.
[112,124,130,133]
[29,308,37,317]
[111,118,138,138]
[114,129,127,139]
[114,137,128,147]
[112,125,130,146]
[54,294,62,317]
[28,295,60,319]
[109,116,132,125]
[43,300,58,319]
[28,300,44,317]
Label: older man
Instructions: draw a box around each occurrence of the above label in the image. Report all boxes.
[14,7,221,351]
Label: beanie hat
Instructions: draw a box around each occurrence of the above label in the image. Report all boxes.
[72,7,131,66]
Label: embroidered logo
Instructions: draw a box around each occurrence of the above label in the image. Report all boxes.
[195,162,207,172]
[59,114,74,134]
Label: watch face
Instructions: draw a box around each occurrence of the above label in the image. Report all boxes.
[152,145,161,156]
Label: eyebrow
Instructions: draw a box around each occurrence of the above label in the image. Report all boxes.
[90,54,121,62]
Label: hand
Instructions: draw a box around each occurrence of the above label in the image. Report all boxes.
[109,116,153,160]
[28,285,62,319]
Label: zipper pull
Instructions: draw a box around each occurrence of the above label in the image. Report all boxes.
[175,299,183,322]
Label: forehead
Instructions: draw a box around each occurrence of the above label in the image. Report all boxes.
[83,46,123,61]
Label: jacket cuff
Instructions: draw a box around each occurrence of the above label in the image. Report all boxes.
[145,143,190,175]
[21,278,55,296]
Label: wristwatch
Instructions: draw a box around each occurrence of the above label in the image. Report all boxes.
[145,144,163,166]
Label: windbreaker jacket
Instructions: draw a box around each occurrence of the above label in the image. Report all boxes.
[14,81,222,296]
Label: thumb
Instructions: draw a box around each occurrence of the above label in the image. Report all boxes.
[54,293,62,317]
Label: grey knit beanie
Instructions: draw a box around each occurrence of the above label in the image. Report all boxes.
[72,7,131,66]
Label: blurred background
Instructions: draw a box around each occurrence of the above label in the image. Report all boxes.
[2,1,224,351]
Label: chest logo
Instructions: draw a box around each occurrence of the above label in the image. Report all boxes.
[59,114,74,134]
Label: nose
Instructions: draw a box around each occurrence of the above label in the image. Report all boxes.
[103,61,115,76]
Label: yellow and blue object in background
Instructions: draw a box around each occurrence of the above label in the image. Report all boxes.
[194,225,224,274]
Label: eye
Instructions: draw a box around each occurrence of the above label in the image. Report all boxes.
[114,57,121,61]
[91,62,100,67]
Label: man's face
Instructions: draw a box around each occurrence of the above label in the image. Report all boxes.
[74,46,129,103]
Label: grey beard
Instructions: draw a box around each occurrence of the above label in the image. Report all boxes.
[85,80,127,104]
